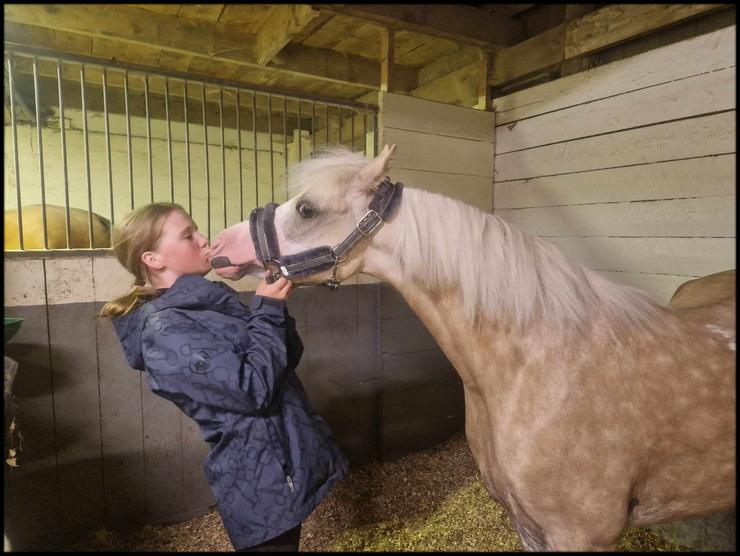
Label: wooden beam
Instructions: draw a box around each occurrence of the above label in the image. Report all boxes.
[491,24,565,87]
[475,50,492,111]
[317,4,525,48]
[490,3,730,87]
[3,4,417,91]
[410,63,479,107]
[380,27,394,93]
[564,3,729,58]
[255,5,320,65]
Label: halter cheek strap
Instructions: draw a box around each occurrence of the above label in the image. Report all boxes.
[250,178,403,290]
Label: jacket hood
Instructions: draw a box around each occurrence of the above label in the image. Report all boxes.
[112,274,241,371]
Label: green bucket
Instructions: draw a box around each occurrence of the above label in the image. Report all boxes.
[4,318,24,344]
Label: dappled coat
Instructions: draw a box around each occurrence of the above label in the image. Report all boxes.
[113,274,349,549]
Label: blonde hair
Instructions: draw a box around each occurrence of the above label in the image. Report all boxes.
[100,203,188,319]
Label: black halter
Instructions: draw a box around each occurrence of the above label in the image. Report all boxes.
[251,178,403,291]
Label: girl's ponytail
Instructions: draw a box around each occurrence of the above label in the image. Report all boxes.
[99,282,159,318]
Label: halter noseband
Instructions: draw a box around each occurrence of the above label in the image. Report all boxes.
[250,178,403,291]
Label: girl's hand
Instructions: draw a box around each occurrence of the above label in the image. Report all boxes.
[256,273,293,301]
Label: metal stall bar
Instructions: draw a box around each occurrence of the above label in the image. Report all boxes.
[363,110,368,156]
[311,101,316,158]
[338,106,343,146]
[325,103,329,148]
[32,56,48,249]
[283,96,287,199]
[252,92,259,207]
[164,77,174,202]
[7,54,24,250]
[102,68,114,235]
[144,75,153,203]
[235,89,243,221]
[297,101,302,161]
[201,83,211,239]
[268,94,274,202]
[124,71,134,210]
[80,64,94,248]
[219,88,226,229]
[57,60,71,248]
[183,79,192,215]
[351,108,355,152]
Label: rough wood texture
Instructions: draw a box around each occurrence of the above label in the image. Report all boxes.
[493,25,736,305]
[254,5,321,65]
[564,4,728,58]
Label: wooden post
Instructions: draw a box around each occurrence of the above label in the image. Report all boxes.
[380,27,394,92]
[475,49,491,110]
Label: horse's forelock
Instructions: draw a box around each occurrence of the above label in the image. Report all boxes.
[287,147,370,199]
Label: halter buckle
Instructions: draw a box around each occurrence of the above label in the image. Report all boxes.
[356,209,383,237]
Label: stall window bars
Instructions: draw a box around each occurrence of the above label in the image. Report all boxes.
[4,47,378,251]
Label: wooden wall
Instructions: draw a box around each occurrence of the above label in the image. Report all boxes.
[375,91,496,457]
[3,250,457,549]
[379,91,496,211]
[492,25,736,305]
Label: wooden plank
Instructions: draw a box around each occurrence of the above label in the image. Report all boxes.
[494,155,735,209]
[544,236,735,276]
[564,4,728,59]
[4,258,47,306]
[141,379,185,523]
[490,23,565,86]
[380,27,394,93]
[3,303,61,549]
[476,50,492,111]
[381,92,496,142]
[47,300,105,541]
[318,4,525,48]
[595,271,704,306]
[381,315,439,355]
[254,5,320,65]
[95,303,147,527]
[409,63,479,107]
[496,67,736,154]
[382,350,459,392]
[392,169,493,212]
[380,284,415,320]
[496,196,736,238]
[382,128,495,177]
[380,378,465,460]
[495,112,735,181]
[494,26,736,124]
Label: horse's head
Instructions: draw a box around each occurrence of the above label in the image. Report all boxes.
[209,144,399,288]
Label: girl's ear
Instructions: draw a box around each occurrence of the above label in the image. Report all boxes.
[351,144,396,192]
[141,251,164,271]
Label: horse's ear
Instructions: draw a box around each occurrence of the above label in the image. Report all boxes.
[352,144,396,191]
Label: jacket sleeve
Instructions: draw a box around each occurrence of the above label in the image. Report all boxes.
[141,300,290,415]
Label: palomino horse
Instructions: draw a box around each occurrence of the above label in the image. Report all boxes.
[4,204,111,250]
[209,146,735,551]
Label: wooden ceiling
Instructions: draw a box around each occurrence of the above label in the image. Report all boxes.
[4,4,730,108]
[3,4,534,106]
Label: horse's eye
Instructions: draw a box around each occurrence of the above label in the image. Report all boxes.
[296,202,316,219]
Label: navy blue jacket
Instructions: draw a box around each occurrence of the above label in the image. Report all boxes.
[113,274,348,549]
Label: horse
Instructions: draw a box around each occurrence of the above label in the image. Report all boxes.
[208,145,736,551]
[4,204,111,250]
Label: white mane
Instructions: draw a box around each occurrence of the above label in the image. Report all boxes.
[288,148,663,334]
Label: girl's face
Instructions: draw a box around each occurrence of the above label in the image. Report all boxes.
[150,210,211,278]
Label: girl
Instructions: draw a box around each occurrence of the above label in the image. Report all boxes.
[101,203,348,552]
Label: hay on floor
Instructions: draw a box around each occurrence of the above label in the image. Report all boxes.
[67,432,689,552]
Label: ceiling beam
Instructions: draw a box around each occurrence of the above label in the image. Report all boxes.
[490,3,730,87]
[254,5,321,65]
[316,4,525,49]
[3,4,417,91]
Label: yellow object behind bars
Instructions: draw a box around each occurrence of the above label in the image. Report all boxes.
[4,205,111,250]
